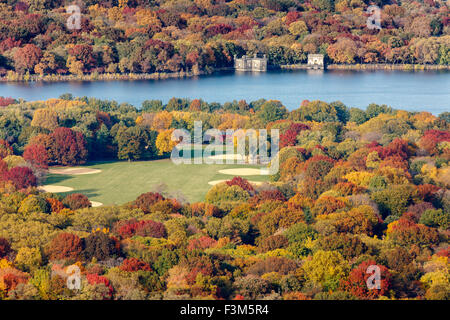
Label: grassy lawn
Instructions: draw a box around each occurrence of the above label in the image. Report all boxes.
[44,159,269,205]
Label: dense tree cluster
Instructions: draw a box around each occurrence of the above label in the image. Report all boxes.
[0,95,448,300]
[0,0,448,80]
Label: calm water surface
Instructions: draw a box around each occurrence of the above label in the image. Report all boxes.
[0,69,449,114]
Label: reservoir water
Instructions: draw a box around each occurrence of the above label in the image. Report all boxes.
[0,69,449,114]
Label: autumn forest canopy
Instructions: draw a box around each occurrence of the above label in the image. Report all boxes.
[0,94,448,300]
[0,0,449,80]
[0,0,448,304]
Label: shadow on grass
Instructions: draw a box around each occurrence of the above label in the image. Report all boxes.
[65,189,100,198]
[44,174,71,185]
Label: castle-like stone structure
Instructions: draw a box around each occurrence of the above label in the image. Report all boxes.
[307,54,325,69]
[234,53,267,72]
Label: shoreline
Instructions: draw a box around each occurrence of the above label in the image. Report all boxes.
[0,64,448,83]
[281,63,450,71]
[0,69,210,83]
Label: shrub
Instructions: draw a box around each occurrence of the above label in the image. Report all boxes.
[247,257,298,276]
[234,275,271,299]
[419,209,449,229]
[133,192,165,213]
[226,176,255,194]
[340,260,392,299]
[84,232,120,261]
[86,273,114,297]
[63,193,91,210]
[18,195,50,214]
[48,233,83,261]
[2,167,37,189]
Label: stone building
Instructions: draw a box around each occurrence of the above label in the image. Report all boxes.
[234,53,267,72]
[307,54,325,69]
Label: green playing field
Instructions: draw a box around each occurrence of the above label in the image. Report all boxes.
[44,159,269,205]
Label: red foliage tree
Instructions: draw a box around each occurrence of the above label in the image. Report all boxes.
[204,24,234,37]
[13,43,42,73]
[2,166,37,189]
[419,130,450,155]
[0,159,8,174]
[341,260,392,299]
[48,127,88,166]
[250,189,286,205]
[48,233,83,261]
[382,138,412,160]
[187,236,217,250]
[62,193,91,210]
[0,38,21,52]
[0,97,17,107]
[115,219,167,239]
[46,198,65,213]
[86,274,113,297]
[285,11,302,25]
[190,202,222,218]
[2,273,28,292]
[417,184,441,202]
[133,192,165,213]
[226,176,255,193]
[280,123,310,148]
[120,258,152,272]
[280,129,298,148]
[389,218,439,247]
[68,44,96,72]
[185,257,215,285]
[304,155,335,179]
[311,195,346,216]
[23,144,48,169]
[436,247,450,258]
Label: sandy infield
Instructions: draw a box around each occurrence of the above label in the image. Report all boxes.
[208,179,263,186]
[90,201,103,207]
[39,185,74,193]
[218,168,269,176]
[49,168,102,175]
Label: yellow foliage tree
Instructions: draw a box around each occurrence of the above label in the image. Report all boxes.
[344,171,375,187]
[31,108,59,130]
[156,129,177,155]
[152,111,173,131]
